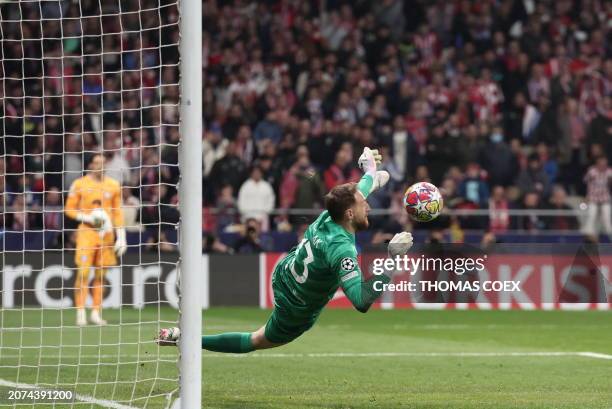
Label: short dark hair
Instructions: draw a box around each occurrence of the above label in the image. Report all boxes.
[324,183,357,223]
[85,152,104,168]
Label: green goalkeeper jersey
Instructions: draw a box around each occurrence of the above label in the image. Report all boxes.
[272,174,389,322]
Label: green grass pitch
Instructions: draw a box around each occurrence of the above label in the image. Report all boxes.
[1,307,611,408]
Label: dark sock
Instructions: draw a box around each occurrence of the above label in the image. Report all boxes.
[201,332,254,353]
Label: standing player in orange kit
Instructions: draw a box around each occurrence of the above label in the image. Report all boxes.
[65,153,127,326]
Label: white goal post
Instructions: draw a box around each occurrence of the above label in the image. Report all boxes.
[0,0,201,407]
[177,0,202,408]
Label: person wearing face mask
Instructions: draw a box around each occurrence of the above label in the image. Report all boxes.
[479,126,517,187]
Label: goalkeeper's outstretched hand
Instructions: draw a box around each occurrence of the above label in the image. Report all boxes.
[357,147,390,195]
[388,232,413,258]
[358,147,382,175]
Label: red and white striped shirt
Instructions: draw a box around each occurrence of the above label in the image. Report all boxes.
[584,166,612,204]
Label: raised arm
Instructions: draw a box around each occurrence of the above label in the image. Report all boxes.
[357,147,388,199]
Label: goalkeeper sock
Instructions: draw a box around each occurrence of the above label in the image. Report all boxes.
[74,268,89,309]
[201,332,254,353]
[91,270,104,310]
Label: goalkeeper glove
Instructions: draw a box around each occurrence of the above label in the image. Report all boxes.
[89,208,113,238]
[357,147,390,196]
[358,147,382,176]
[388,231,413,258]
[75,210,103,227]
[114,227,127,257]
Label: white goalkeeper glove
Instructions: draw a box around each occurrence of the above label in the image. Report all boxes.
[357,147,390,196]
[114,227,127,257]
[388,231,413,258]
[89,208,113,238]
[76,210,104,228]
[358,147,382,176]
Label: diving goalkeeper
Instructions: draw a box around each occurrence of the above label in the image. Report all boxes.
[158,148,413,351]
[65,153,127,326]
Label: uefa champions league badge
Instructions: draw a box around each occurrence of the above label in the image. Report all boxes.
[341,257,356,272]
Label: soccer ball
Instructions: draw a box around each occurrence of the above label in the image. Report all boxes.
[403,182,443,222]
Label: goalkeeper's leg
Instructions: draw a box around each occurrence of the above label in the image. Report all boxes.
[157,325,284,352]
[89,243,116,325]
[89,267,107,325]
[74,266,89,326]
[74,246,95,326]
[202,325,284,353]
[158,306,315,353]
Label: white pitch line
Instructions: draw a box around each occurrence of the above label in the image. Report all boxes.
[201,351,580,358]
[577,351,612,360]
[0,378,139,409]
[2,351,612,359]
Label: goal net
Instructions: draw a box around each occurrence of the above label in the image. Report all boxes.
[1,1,182,407]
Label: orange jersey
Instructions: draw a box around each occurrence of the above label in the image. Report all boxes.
[65,175,124,230]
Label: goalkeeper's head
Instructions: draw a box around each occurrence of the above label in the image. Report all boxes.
[85,153,105,179]
[325,182,370,232]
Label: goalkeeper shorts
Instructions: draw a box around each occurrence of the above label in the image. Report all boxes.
[264,304,318,344]
[264,278,322,344]
[75,230,117,268]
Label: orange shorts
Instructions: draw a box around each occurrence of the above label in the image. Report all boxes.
[75,229,117,268]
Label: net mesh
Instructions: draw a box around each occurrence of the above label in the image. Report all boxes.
[1,1,181,407]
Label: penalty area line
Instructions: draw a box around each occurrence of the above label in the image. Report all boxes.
[0,378,139,409]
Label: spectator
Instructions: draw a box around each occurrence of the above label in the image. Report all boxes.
[6,194,36,231]
[234,218,269,254]
[456,124,483,168]
[516,154,551,198]
[253,111,283,147]
[202,125,228,179]
[535,142,558,185]
[64,135,84,189]
[390,115,418,180]
[102,128,131,185]
[558,98,587,193]
[586,96,612,163]
[479,126,516,187]
[488,186,510,233]
[514,192,545,232]
[583,157,612,239]
[323,142,360,192]
[533,95,559,146]
[544,185,578,231]
[440,177,461,209]
[122,186,142,233]
[43,187,63,231]
[280,145,324,221]
[215,185,239,232]
[208,141,247,200]
[237,166,275,232]
[425,120,456,184]
[458,163,489,208]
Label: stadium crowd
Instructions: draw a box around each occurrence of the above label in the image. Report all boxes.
[1,0,611,250]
